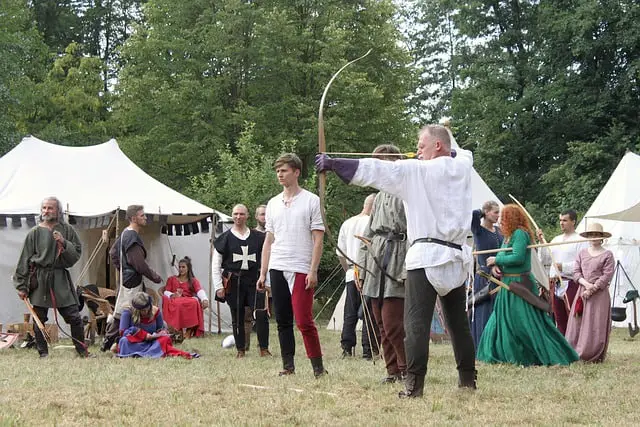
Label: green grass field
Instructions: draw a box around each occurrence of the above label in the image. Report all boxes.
[1,327,639,426]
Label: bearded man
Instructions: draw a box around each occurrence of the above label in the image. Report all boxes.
[14,197,87,358]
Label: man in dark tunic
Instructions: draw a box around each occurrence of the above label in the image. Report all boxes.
[102,205,162,351]
[14,197,86,357]
[213,204,270,357]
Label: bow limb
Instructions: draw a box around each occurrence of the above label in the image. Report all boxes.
[509,194,567,310]
[317,50,371,264]
[509,194,543,231]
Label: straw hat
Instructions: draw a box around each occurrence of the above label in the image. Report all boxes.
[580,222,611,239]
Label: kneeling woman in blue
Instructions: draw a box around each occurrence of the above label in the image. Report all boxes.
[477,204,578,366]
[117,292,198,359]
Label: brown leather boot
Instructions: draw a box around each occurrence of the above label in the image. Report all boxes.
[279,355,295,376]
[260,348,272,357]
[236,350,245,358]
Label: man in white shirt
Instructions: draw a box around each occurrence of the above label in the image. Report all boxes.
[257,153,327,377]
[538,209,588,335]
[337,194,378,359]
[316,124,477,397]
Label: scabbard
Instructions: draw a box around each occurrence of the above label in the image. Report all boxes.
[478,271,551,313]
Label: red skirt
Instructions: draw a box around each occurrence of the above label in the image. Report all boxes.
[162,296,204,337]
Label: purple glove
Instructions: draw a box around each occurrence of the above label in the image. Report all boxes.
[315,153,334,173]
[314,154,359,184]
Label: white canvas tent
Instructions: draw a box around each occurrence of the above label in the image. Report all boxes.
[0,136,233,332]
[326,133,549,330]
[578,151,640,326]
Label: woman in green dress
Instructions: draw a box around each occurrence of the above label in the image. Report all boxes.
[477,204,579,366]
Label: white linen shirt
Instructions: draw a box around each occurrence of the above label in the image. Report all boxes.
[265,189,325,274]
[350,149,474,296]
[336,214,370,282]
[539,231,589,280]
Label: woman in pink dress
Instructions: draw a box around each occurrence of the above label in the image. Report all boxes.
[566,223,615,362]
[162,257,209,337]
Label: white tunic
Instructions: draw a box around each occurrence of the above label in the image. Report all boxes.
[539,232,589,296]
[350,150,474,296]
[336,214,370,282]
[265,189,325,274]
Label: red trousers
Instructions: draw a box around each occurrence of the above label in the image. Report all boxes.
[553,280,579,335]
[271,270,322,359]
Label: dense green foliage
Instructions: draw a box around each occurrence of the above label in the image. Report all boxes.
[1,0,640,288]
[404,0,640,225]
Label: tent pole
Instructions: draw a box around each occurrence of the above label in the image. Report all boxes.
[208,214,219,334]
[114,208,120,291]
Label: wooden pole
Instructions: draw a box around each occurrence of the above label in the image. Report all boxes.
[208,214,216,334]
[208,214,222,335]
[114,208,120,291]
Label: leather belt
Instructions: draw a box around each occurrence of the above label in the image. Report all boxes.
[503,272,530,277]
[412,237,462,251]
[375,231,406,241]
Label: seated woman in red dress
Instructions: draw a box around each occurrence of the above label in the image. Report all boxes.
[162,256,209,337]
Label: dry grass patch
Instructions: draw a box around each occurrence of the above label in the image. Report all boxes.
[1,327,639,426]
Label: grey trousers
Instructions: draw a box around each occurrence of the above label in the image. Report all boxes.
[404,269,475,379]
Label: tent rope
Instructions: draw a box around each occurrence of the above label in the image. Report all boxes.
[75,214,117,285]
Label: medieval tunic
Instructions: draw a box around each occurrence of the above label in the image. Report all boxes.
[110,228,162,316]
[213,228,267,350]
[357,191,407,375]
[213,228,264,291]
[162,276,206,337]
[566,249,615,362]
[470,209,504,348]
[349,153,475,294]
[358,192,407,300]
[14,223,82,308]
[14,222,85,356]
[477,229,579,366]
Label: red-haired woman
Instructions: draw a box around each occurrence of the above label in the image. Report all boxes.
[477,204,578,366]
